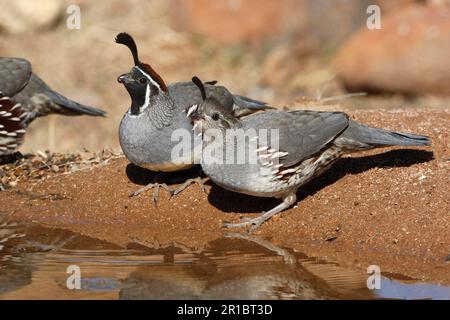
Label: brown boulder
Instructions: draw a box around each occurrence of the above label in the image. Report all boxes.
[333,4,450,95]
[170,0,307,45]
[170,0,419,47]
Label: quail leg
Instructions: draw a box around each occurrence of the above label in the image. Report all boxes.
[129,173,172,204]
[223,193,297,232]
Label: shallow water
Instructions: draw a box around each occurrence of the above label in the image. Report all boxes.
[0,220,449,300]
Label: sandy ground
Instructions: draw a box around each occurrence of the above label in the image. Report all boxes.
[0,110,449,285]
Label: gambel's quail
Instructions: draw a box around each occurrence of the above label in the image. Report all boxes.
[188,77,431,231]
[0,57,106,160]
[115,33,271,201]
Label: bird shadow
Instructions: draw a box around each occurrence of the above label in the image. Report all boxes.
[125,163,203,186]
[207,149,434,214]
[0,152,24,165]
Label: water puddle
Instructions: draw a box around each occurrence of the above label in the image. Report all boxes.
[0,220,449,299]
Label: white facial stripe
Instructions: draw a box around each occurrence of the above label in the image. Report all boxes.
[135,66,161,91]
[127,83,151,117]
[142,83,150,111]
[186,104,198,118]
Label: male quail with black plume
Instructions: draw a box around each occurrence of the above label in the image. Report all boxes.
[116,32,271,201]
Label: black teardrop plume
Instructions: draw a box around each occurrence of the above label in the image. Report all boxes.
[192,76,207,101]
[115,32,140,66]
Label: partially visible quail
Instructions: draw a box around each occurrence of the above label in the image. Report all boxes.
[188,77,431,231]
[115,33,271,200]
[0,57,106,160]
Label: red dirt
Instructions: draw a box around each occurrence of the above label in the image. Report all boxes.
[1,110,449,285]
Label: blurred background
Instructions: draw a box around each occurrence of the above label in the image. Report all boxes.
[0,0,448,153]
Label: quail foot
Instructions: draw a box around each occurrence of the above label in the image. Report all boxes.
[0,57,106,161]
[115,33,271,202]
[188,77,431,232]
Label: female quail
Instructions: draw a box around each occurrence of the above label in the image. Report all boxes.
[0,57,105,160]
[187,76,431,231]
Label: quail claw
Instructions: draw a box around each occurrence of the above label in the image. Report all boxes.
[129,181,172,206]
[222,219,255,229]
[222,217,264,233]
[171,176,209,197]
[221,221,238,229]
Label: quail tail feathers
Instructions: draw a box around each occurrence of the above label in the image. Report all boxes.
[341,121,431,149]
[232,95,273,117]
[44,89,106,117]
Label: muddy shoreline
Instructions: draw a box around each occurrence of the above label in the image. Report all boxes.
[1,110,449,285]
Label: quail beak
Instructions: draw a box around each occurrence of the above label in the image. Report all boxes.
[192,120,203,137]
[117,73,134,84]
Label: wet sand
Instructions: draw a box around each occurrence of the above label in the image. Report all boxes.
[1,110,449,285]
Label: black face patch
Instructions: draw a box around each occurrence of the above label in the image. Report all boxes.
[119,68,150,116]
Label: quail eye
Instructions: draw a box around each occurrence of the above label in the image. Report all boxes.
[139,77,147,84]
[211,112,220,121]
